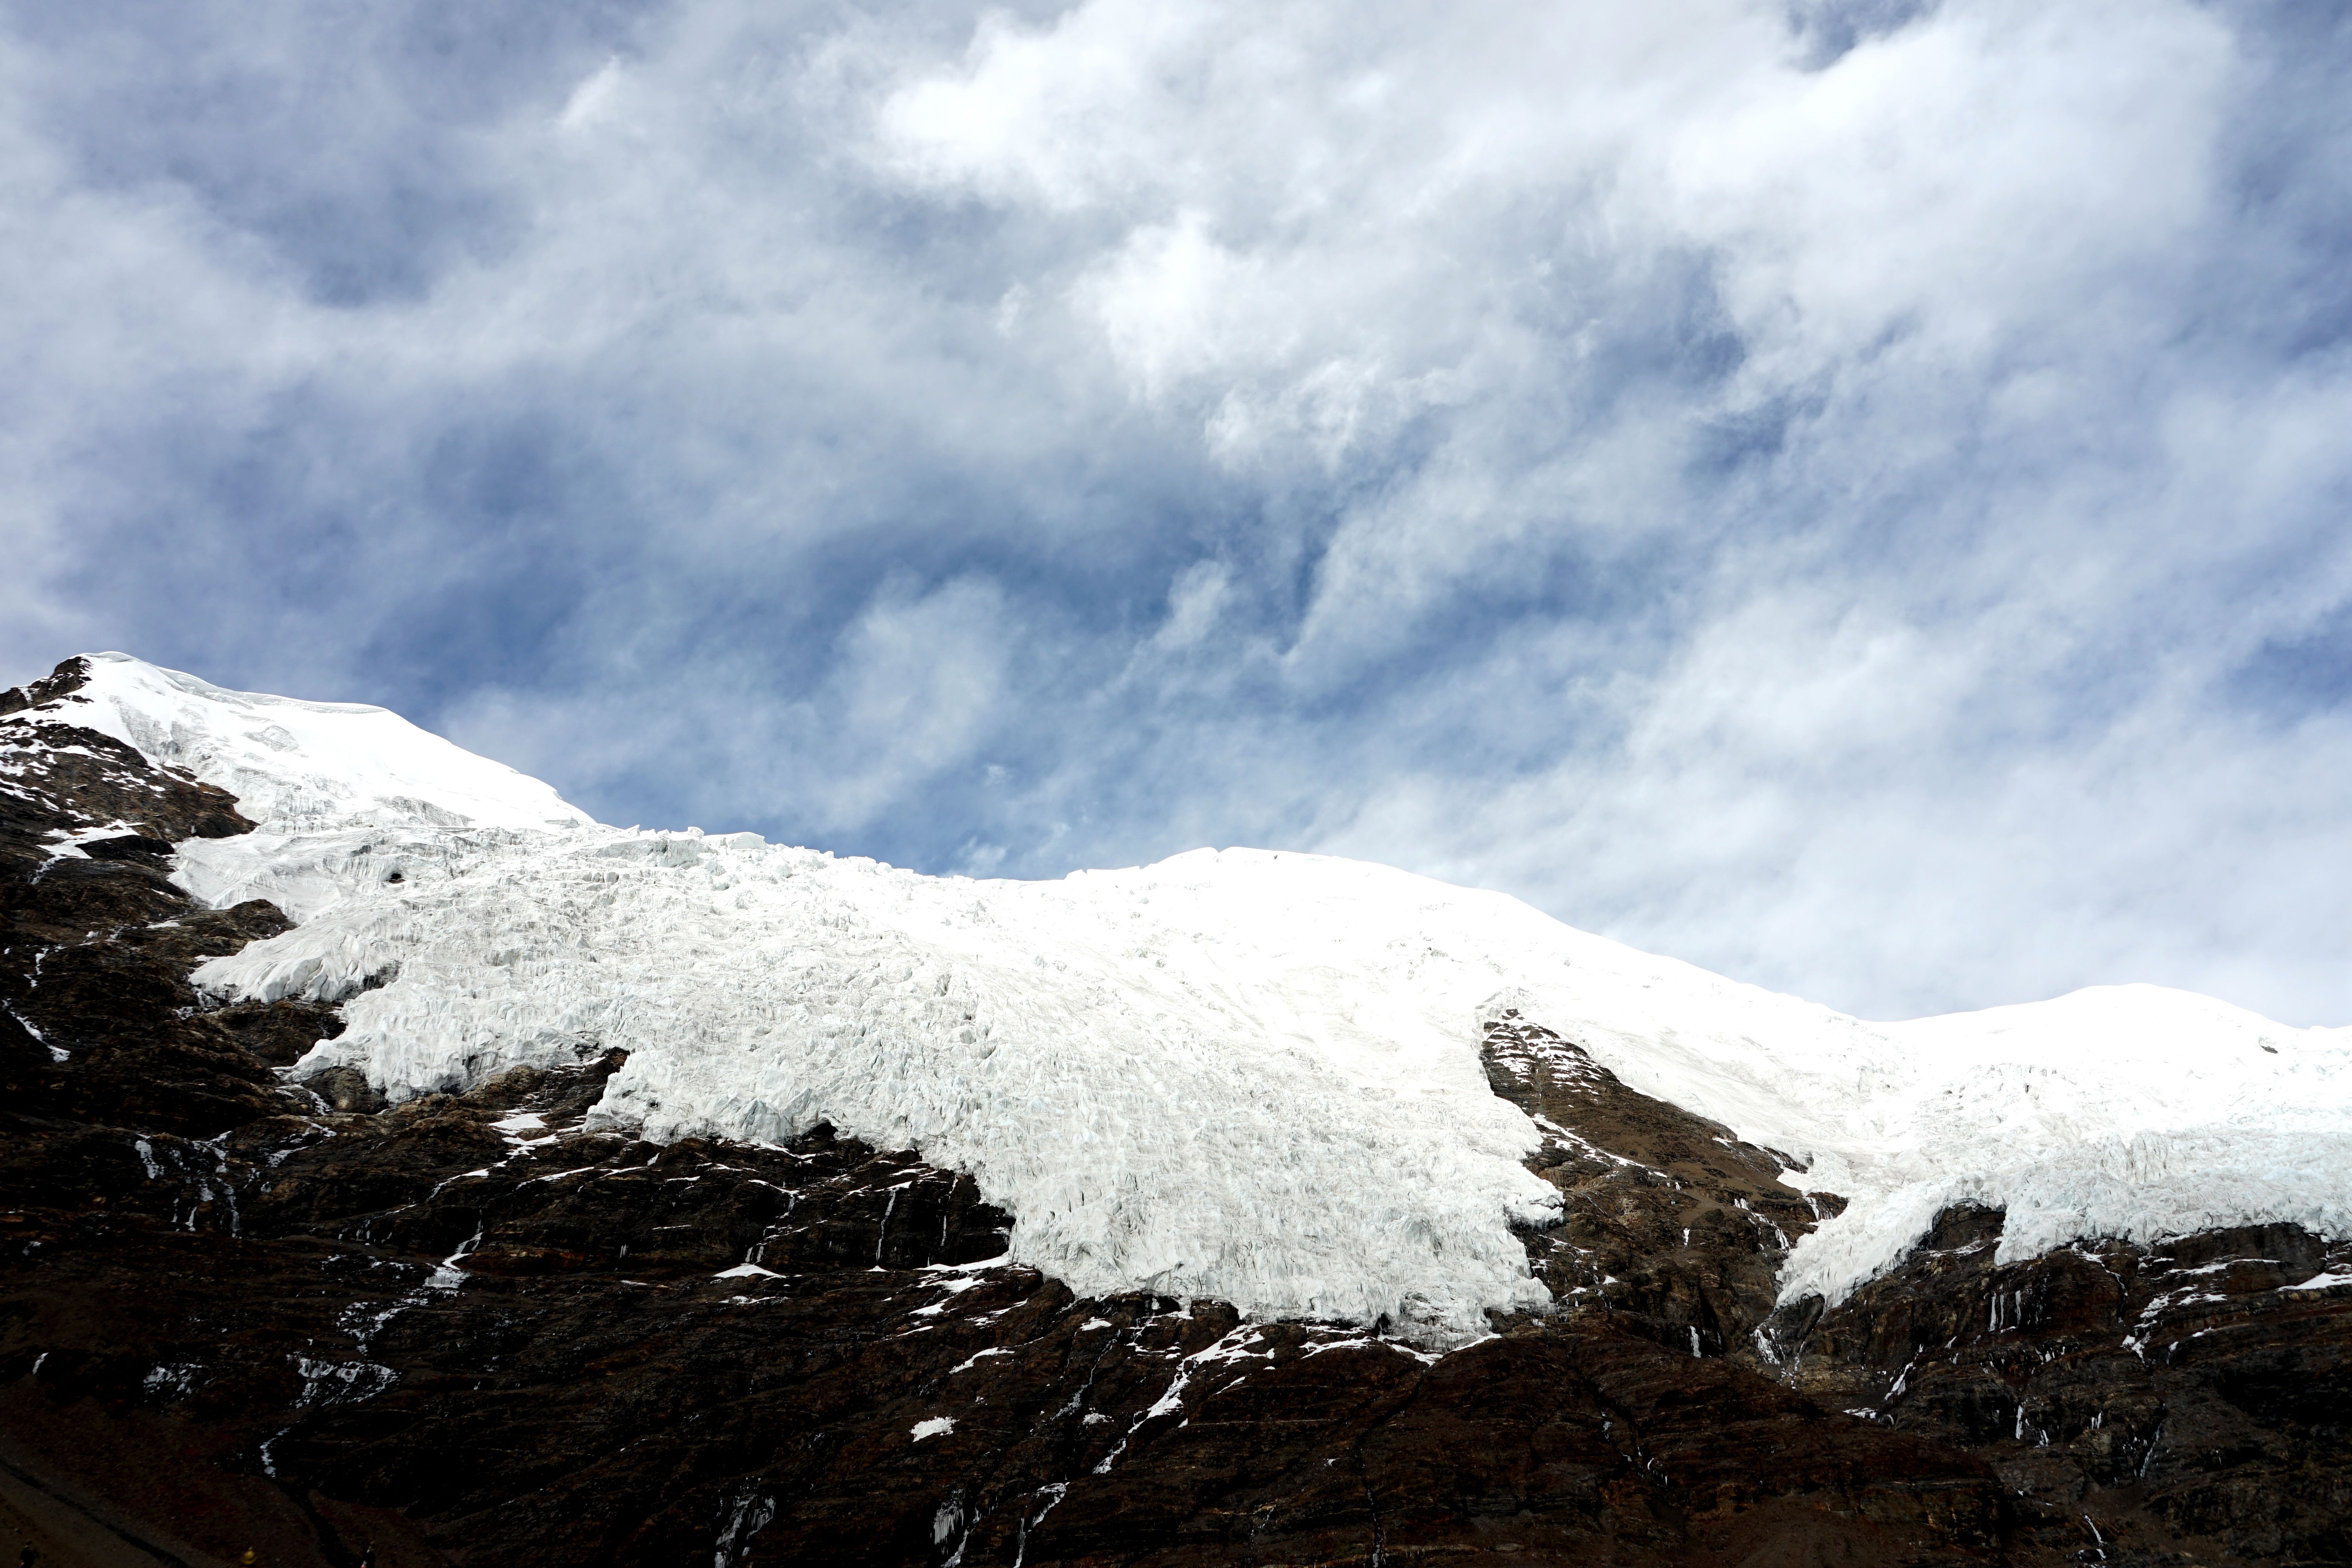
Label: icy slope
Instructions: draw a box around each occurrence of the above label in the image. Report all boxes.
[54,652,590,835]
[203,834,1577,1337]
[45,655,2352,1340]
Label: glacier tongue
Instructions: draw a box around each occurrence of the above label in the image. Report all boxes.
[55,654,2352,1340]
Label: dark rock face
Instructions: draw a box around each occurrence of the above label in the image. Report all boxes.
[2,658,2347,1566]
[2,665,287,1149]
[1480,1009,1834,1363]
[1479,1011,2352,1566]
[1785,1210,2352,1565]
[0,657,254,847]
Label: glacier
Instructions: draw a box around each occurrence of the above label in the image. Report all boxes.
[40,652,2352,1343]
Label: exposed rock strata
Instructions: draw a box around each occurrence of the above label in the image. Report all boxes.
[2,658,2347,1566]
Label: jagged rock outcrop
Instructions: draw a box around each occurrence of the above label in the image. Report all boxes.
[2,657,2347,1566]
[1480,1008,1836,1362]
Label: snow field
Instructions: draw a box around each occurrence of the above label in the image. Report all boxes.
[58,652,590,833]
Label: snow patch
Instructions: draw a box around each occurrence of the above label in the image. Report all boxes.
[2285,1269,2352,1294]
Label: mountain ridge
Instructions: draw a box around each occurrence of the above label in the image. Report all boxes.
[44,652,2352,1332]
[4,652,2348,1565]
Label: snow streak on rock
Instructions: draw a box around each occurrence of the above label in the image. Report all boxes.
[54,655,2352,1337]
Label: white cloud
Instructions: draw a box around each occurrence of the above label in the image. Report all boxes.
[1653,0,2238,375]
[555,56,626,134]
[817,576,1013,829]
[1075,211,1277,399]
[7,0,2351,1027]
[1153,559,1230,651]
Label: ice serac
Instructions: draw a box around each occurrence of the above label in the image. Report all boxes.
[44,653,2352,1344]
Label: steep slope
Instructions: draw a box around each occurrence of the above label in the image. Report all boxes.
[40,651,590,834]
[4,652,2349,1566]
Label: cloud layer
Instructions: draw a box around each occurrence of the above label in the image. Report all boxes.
[5,0,2349,1022]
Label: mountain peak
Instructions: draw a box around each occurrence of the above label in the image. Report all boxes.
[24,652,593,834]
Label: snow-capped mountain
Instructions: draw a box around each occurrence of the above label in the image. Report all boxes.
[11,649,2352,1566]
[46,651,2352,1343]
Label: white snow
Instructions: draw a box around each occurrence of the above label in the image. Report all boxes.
[41,655,2352,1341]
[492,1111,550,1140]
[57,652,590,836]
[909,1417,956,1441]
[40,821,147,858]
[2285,1269,2352,1294]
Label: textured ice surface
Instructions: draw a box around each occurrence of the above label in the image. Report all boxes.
[203,831,1573,1338]
[58,657,2352,1336]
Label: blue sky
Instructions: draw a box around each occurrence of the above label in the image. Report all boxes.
[5,0,2349,1023]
